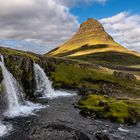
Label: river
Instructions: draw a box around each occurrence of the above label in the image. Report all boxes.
[1,95,140,140]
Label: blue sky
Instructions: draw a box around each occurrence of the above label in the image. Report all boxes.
[71,0,140,23]
[0,0,140,53]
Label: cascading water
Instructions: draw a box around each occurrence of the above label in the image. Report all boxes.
[34,63,54,97]
[0,56,24,116]
[0,55,42,118]
[34,63,76,99]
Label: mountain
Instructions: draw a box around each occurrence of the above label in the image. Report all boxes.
[47,18,140,66]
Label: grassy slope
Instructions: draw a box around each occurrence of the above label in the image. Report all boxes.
[71,51,140,66]
[51,63,140,96]
[0,46,40,61]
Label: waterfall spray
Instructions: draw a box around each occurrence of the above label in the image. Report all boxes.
[0,121,12,137]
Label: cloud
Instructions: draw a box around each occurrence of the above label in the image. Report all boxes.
[100,12,140,52]
[54,0,107,7]
[0,0,79,50]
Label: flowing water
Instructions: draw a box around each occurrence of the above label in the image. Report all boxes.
[0,121,12,137]
[34,63,76,99]
[2,95,140,140]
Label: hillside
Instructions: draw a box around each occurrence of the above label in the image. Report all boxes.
[47,18,140,66]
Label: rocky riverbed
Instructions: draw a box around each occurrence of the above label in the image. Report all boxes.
[2,95,140,140]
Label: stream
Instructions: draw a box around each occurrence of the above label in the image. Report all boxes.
[1,95,140,140]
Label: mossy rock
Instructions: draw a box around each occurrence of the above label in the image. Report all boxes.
[79,95,140,124]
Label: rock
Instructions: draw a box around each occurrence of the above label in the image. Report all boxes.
[28,123,91,140]
[113,71,136,81]
[3,54,36,99]
[95,132,110,140]
[0,67,3,95]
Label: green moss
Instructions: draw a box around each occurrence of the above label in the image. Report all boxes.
[105,101,129,123]
[79,95,140,124]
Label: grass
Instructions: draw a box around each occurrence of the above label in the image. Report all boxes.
[0,46,40,61]
[79,95,140,124]
[51,63,89,86]
[71,51,140,66]
[54,44,109,57]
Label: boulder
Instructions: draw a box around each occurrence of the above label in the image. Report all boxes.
[113,71,136,81]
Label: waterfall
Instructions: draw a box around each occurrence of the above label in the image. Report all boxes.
[34,63,76,99]
[34,63,54,97]
[0,55,42,118]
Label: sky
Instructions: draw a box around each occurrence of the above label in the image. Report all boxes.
[0,0,140,54]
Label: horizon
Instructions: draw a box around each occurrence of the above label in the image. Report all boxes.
[0,0,140,53]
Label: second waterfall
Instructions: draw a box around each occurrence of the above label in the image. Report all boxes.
[34,63,75,99]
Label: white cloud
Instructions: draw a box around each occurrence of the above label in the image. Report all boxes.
[54,0,107,7]
[100,12,140,52]
[0,0,79,49]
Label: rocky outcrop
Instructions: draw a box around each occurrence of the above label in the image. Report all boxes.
[72,18,113,42]
[0,51,62,99]
[114,71,136,81]
[2,54,36,99]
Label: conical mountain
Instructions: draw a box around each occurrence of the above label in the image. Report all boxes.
[47,18,140,66]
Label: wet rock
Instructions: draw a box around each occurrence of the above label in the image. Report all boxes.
[28,122,91,140]
[95,132,110,140]
[3,54,36,99]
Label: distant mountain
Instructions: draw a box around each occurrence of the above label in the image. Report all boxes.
[47,18,140,66]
